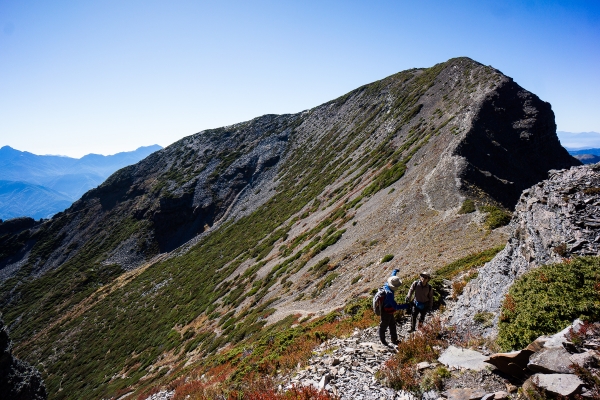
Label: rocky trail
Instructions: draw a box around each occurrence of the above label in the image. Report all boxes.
[282,325,413,400]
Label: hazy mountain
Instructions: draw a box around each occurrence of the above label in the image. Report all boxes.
[0,145,162,219]
[0,57,580,399]
[0,181,72,220]
[557,130,600,150]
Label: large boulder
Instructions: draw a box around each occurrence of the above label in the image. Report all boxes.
[528,347,573,374]
[485,349,534,379]
[524,373,583,398]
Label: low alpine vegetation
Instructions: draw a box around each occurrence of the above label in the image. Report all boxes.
[381,254,394,263]
[497,256,600,350]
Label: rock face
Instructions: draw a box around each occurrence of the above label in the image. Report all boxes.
[449,164,600,332]
[0,317,46,400]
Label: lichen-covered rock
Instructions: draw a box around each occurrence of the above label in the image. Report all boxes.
[0,317,46,400]
[527,373,583,397]
[527,347,573,374]
[448,164,600,334]
[437,346,489,371]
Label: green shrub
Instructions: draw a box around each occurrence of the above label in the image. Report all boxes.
[351,275,362,285]
[381,254,394,263]
[458,199,475,214]
[473,312,494,328]
[481,205,511,229]
[420,366,451,391]
[497,256,600,350]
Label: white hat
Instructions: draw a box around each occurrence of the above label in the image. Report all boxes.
[387,276,402,291]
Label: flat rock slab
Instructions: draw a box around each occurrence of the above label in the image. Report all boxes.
[528,346,572,373]
[570,350,598,368]
[438,346,489,371]
[543,319,584,348]
[442,388,488,400]
[530,373,583,397]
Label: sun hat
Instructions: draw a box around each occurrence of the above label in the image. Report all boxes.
[387,276,402,291]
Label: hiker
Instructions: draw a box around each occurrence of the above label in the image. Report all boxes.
[379,269,409,347]
[405,271,433,332]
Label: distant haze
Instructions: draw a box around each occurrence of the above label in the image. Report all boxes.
[557,131,600,150]
[0,144,162,220]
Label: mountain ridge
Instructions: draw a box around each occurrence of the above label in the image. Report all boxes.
[0,57,581,399]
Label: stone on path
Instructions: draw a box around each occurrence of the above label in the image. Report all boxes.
[442,388,487,400]
[416,361,430,370]
[528,347,573,373]
[526,373,583,397]
[569,350,598,368]
[318,373,331,390]
[438,345,489,371]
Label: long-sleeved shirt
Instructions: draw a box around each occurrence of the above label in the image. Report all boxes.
[382,283,409,313]
[407,280,433,309]
[382,269,409,314]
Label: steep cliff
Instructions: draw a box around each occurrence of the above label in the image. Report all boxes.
[0,57,580,399]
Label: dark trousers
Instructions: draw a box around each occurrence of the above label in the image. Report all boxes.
[411,306,427,330]
[379,312,397,345]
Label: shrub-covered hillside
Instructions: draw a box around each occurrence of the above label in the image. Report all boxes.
[0,57,579,399]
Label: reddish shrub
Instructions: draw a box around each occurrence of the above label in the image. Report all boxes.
[378,317,446,391]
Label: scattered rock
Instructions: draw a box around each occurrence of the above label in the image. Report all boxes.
[417,361,431,370]
[528,346,573,373]
[438,346,490,371]
[569,351,598,368]
[485,350,533,379]
[442,388,487,400]
[505,383,518,393]
[528,373,584,397]
[318,373,331,390]
[492,390,509,399]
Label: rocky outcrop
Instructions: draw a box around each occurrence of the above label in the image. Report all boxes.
[449,164,600,332]
[456,79,577,208]
[0,317,46,400]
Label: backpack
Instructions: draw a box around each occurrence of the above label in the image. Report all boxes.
[372,288,386,316]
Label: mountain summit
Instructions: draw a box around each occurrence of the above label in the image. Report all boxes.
[0,57,579,399]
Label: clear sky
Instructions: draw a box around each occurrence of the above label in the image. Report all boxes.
[1,0,599,157]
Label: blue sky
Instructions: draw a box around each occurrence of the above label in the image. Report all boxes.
[1,1,599,157]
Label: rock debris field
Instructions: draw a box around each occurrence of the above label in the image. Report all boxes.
[282,326,416,400]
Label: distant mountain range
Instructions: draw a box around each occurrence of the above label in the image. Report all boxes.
[0,145,162,220]
[565,147,600,165]
[557,131,600,150]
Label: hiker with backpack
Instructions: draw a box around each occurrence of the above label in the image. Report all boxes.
[375,269,409,348]
[405,271,434,332]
